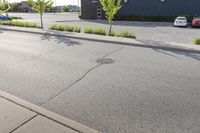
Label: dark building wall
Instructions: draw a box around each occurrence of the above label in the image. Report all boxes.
[81,0,100,19]
[120,0,200,16]
[81,0,200,19]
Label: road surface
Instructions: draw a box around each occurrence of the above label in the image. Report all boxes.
[1,30,200,133]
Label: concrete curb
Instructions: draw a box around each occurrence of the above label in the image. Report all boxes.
[0,90,101,133]
[1,25,200,53]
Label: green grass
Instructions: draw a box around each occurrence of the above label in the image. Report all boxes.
[49,24,64,31]
[49,24,81,33]
[73,26,81,33]
[93,28,107,35]
[0,20,38,28]
[194,38,200,45]
[50,25,136,39]
[117,31,136,38]
[108,30,116,36]
[84,27,94,34]
[64,25,74,32]
[84,27,107,35]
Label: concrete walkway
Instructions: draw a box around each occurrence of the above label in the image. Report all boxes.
[0,90,100,133]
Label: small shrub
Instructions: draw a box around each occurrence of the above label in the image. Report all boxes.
[84,27,107,35]
[0,20,38,28]
[11,16,22,19]
[84,27,94,34]
[73,26,81,33]
[194,38,200,45]
[49,24,81,33]
[49,24,64,31]
[117,31,136,38]
[64,25,74,32]
[108,30,116,36]
[93,28,107,35]
[63,6,69,12]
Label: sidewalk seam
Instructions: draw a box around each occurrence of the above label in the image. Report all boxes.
[9,114,38,133]
[0,91,100,133]
[0,95,81,133]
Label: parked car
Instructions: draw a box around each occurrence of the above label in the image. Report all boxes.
[0,14,12,21]
[174,16,188,27]
[192,17,200,27]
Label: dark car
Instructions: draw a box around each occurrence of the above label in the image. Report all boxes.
[0,14,12,21]
[192,17,200,27]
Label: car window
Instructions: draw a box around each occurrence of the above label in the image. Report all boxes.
[194,18,200,20]
[0,14,5,17]
[177,18,186,20]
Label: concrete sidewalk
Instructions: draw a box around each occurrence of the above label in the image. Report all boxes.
[0,90,100,133]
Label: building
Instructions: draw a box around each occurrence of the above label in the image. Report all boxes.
[16,1,30,12]
[80,0,200,20]
[52,5,79,12]
[67,5,80,12]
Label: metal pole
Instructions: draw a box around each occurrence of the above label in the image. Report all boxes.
[54,0,56,13]
[3,0,8,17]
[77,0,80,14]
[73,0,75,12]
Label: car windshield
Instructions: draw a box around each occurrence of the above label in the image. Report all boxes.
[177,18,186,20]
[194,18,200,20]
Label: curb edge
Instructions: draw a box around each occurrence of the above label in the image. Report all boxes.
[0,90,101,133]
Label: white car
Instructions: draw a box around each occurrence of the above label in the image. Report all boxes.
[174,16,188,27]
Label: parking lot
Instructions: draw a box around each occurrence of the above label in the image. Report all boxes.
[7,12,200,45]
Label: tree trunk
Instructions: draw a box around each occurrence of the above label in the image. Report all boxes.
[108,22,112,35]
[40,13,43,29]
[3,0,8,17]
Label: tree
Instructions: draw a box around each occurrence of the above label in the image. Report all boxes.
[9,3,18,12]
[0,1,10,14]
[28,0,53,29]
[100,0,122,35]
[63,6,69,12]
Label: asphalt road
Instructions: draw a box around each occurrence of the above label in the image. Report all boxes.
[1,30,200,133]
[7,13,200,44]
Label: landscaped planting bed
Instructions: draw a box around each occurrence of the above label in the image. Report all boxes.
[49,24,136,39]
[0,20,39,28]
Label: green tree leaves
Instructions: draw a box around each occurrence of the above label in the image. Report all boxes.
[28,0,53,28]
[100,0,122,35]
[0,1,10,13]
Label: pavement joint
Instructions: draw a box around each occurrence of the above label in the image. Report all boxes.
[9,114,38,133]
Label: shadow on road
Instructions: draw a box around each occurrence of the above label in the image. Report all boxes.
[41,31,81,46]
[140,39,200,61]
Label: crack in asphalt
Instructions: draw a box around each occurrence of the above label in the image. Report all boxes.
[40,46,124,106]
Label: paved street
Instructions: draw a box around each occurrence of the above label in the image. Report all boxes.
[1,29,200,133]
[7,12,200,44]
